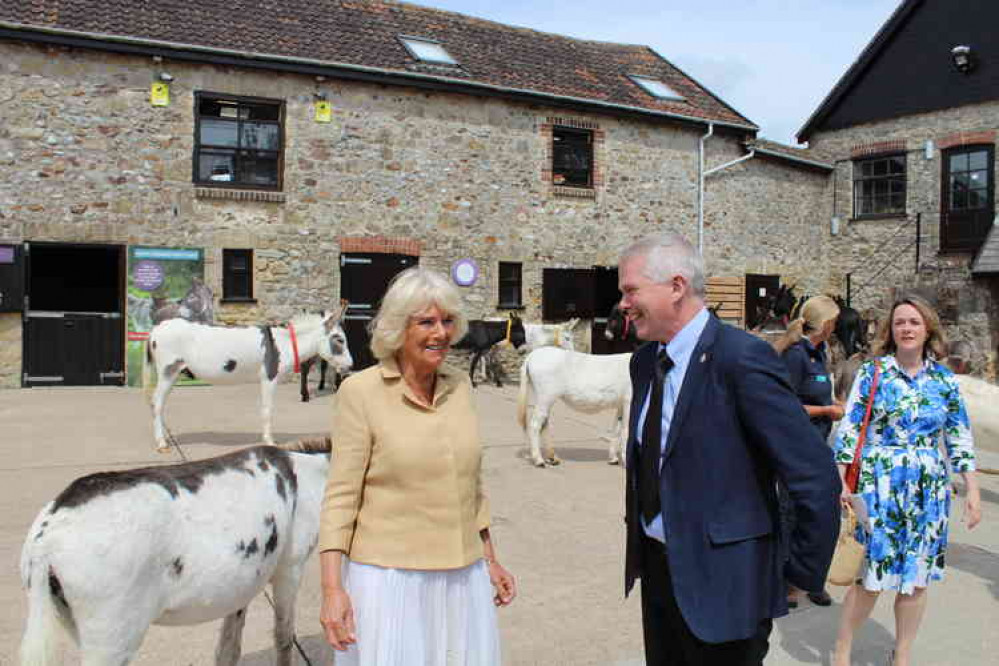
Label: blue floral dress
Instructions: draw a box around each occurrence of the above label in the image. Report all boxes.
[833,356,976,593]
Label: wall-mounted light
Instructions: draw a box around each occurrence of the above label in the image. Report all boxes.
[157,71,175,83]
[951,45,975,74]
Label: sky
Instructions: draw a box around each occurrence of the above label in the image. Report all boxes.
[409,0,903,145]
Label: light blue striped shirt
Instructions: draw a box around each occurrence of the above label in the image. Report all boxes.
[637,307,710,543]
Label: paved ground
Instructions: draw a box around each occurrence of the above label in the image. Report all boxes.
[1,379,996,665]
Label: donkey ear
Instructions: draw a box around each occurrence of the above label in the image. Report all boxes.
[336,299,349,321]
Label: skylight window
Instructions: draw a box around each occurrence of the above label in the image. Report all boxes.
[629,75,684,101]
[399,36,458,65]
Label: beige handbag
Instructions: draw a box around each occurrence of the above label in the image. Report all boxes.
[827,504,865,586]
[826,361,880,587]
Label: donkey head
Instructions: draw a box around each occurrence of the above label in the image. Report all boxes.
[319,301,353,373]
[507,312,527,349]
[604,304,637,343]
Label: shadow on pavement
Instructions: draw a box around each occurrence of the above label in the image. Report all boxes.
[948,541,999,600]
[778,600,895,665]
[242,632,332,665]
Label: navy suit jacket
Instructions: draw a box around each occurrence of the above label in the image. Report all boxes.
[624,315,840,643]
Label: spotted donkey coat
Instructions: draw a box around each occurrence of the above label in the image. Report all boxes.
[145,307,351,452]
[20,440,331,666]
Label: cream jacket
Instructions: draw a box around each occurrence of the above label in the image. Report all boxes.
[318,358,490,569]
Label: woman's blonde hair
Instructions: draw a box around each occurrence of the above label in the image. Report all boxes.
[779,295,840,351]
[799,295,840,334]
[368,267,468,361]
[872,293,947,360]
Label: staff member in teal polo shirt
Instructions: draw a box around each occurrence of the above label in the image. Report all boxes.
[781,294,844,607]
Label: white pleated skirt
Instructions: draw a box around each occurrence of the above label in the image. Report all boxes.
[334,558,501,666]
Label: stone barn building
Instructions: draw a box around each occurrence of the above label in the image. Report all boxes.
[798,0,999,378]
[0,0,836,388]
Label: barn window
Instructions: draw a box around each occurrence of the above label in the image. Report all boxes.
[853,154,906,218]
[195,93,283,190]
[543,268,595,320]
[497,262,523,309]
[552,127,594,189]
[222,249,254,301]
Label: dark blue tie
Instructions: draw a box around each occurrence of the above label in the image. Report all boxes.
[640,349,673,523]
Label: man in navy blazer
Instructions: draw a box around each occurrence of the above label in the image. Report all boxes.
[618,234,840,665]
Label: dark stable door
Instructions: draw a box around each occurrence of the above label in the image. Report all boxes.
[339,253,417,371]
[591,266,634,355]
[23,243,125,386]
[744,274,780,330]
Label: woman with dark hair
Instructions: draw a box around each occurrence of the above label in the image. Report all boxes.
[831,294,981,666]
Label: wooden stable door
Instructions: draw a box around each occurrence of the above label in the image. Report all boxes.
[339,253,417,372]
[22,242,125,386]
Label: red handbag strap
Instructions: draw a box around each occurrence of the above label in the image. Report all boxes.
[845,362,880,493]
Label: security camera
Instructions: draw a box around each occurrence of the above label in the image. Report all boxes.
[157,72,175,83]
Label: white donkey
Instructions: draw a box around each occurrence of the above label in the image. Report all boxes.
[523,318,582,352]
[955,374,999,449]
[517,347,633,467]
[20,439,331,666]
[145,307,352,452]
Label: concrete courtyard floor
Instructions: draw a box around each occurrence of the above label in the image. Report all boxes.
[1,379,996,665]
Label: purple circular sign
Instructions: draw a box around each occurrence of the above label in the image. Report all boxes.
[451,258,479,287]
[133,260,165,291]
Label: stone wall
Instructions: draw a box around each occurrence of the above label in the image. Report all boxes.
[0,41,832,384]
[0,313,21,388]
[808,100,999,377]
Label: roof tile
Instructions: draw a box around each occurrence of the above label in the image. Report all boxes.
[1,0,755,127]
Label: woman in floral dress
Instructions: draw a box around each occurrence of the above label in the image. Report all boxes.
[831,294,981,666]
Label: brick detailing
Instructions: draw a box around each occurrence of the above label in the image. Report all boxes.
[540,119,603,195]
[195,188,287,203]
[850,140,907,159]
[544,116,601,130]
[338,236,421,256]
[552,185,596,199]
[937,130,996,150]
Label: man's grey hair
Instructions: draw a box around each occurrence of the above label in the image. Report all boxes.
[619,233,706,297]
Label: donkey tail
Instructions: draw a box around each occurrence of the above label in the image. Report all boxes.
[516,359,531,431]
[142,335,156,405]
[20,513,64,666]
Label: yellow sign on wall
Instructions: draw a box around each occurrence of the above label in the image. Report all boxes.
[314,100,332,123]
[150,82,170,107]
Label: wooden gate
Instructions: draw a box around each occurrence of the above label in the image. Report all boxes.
[339,252,417,372]
[705,276,746,328]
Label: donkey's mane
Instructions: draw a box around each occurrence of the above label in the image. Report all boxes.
[278,436,332,454]
[288,312,325,335]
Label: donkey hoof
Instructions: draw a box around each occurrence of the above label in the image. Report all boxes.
[546,456,562,466]
[156,443,172,454]
[532,458,547,468]
[607,458,621,466]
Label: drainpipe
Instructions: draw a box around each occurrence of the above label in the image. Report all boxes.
[697,123,714,254]
[698,127,756,254]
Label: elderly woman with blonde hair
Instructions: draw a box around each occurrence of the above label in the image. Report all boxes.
[780,294,843,608]
[318,267,516,666]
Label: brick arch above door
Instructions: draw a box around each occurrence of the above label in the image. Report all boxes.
[338,236,422,256]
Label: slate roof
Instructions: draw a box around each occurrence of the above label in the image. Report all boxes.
[744,139,833,171]
[0,0,756,130]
